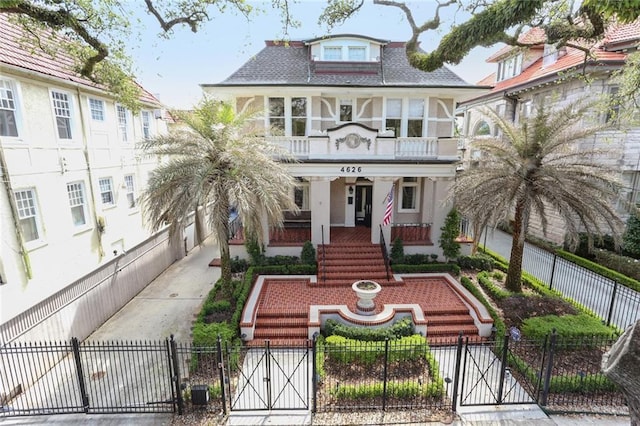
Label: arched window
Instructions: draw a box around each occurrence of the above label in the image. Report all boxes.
[474,120,491,136]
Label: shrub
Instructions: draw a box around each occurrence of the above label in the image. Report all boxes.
[521,314,615,344]
[458,254,494,271]
[392,263,460,276]
[402,254,432,265]
[230,256,249,273]
[323,317,414,341]
[300,241,316,265]
[476,271,510,300]
[324,335,428,365]
[265,255,299,266]
[245,237,265,266]
[558,250,640,292]
[439,207,461,261]
[192,322,236,346]
[623,213,640,258]
[390,237,404,264]
[460,276,505,338]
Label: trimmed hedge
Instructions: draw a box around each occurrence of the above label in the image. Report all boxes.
[458,255,495,271]
[331,380,443,399]
[324,335,428,365]
[557,250,640,293]
[323,317,414,341]
[392,263,460,276]
[476,271,510,300]
[459,276,505,338]
[522,314,615,345]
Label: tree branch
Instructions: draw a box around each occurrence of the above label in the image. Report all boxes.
[144,0,208,33]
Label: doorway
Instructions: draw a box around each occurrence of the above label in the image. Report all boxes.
[355,185,372,227]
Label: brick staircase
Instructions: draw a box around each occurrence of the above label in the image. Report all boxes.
[248,307,309,347]
[424,306,480,346]
[317,242,394,286]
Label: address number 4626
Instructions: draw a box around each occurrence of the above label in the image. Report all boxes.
[340,166,362,173]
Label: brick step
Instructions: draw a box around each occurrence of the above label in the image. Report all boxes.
[427,324,479,336]
[425,314,475,326]
[319,243,379,249]
[315,279,399,287]
[424,307,470,316]
[255,317,308,328]
[256,308,308,318]
[246,339,311,348]
[318,265,387,273]
[320,273,390,281]
[319,252,382,260]
[427,335,484,346]
[321,259,386,266]
[254,327,308,338]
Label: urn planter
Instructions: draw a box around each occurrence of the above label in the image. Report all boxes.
[352,280,382,315]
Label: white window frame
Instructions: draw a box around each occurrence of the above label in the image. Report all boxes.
[407,99,425,137]
[290,97,307,137]
[268,97,285,135]
[266,97,309,136]
[398,177,421,213]
[0,78,21,138]
[67,181,88,228]
[497,53,523,82]
[348,46,367,61]
[116,105,129,143]
[124,175,136,209]
[385,98,402,136]
[89,98,105,121]
[14,188,43,245]
[98,177,115,207]
[51,89,74,140]
[141,110,151,139]
[294,179,310,210]
[323,46,342,61]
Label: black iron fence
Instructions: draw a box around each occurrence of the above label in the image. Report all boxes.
[0,334,628,419]
[520,244,640,330]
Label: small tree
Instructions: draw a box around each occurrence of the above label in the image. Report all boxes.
[623,213,640,259]
[390,237,404,264]
[300,241,316,265]
[439,208,461,262]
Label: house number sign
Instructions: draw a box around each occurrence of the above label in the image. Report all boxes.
[340,166,362,173]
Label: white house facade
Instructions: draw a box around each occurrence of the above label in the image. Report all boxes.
[202,35,485,256]
[0,15,169,324]
[459,22,640,244]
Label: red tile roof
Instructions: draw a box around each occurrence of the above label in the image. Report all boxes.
[604,19,640,45]
[486,28,546,62]
[0,14,160,106]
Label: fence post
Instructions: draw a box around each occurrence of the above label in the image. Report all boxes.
[549,253,557,290]
[169,335,183,415]
[382,338,390,411]
[606,280,619,327]
[265,340,272,410]
[496,333,510,404]
[217,335,227,415]
[71,337,90,413]
[451,333,464,412]
[540,329,557,407]
[312,335,318,414]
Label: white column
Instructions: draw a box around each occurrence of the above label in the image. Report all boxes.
[371,177,395,245]
[310,177,331,245]
[430,178,455,253]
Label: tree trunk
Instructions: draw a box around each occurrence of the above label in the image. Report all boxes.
[506,197,530,292]
[602,320,640,425]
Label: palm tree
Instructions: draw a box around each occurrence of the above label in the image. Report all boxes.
[454,102,625,292]
[140,99,298,291]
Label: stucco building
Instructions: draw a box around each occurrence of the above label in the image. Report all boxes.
[0,15,169,323]
[459,21,640,244]
[202,34,484,256]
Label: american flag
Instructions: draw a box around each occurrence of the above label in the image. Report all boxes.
[382,185,394,226]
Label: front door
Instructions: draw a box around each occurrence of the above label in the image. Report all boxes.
[355,186,372,227]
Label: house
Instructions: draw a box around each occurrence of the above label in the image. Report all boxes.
[0,15,169,324]
[458,21,640,244]
[201,34,486,256]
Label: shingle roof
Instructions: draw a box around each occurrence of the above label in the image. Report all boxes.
[0,14,160,106]
[211,36,472,87]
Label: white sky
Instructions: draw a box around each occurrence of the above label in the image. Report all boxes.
[130,1,498,109]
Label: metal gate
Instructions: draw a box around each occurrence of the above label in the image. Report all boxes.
[458,335,541,407]
[0,338,177,417]
[226,341,310,411]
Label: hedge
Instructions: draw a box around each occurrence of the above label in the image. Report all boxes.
[324,335,428,365]
[392,263,460,276]
[323,317,414,341]
[522,314,615,345]
[557,250,640,293]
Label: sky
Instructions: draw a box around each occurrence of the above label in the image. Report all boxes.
[129,1,498,109]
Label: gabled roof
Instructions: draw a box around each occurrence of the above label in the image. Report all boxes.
[486,28,546,62]
[0,14,161,106]
[464,20,639,103]
[206,36,474,88]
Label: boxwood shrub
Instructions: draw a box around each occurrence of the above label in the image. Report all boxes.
[458,255,495,271]
[521,314,616,346]
[323,317,414,341]
[392,263,460,276]
[324,335,428,366]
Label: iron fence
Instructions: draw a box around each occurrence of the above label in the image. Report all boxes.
[519,244,640,330]
[0,334,629,418]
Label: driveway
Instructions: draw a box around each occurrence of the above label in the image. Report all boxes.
[88,236,220,342]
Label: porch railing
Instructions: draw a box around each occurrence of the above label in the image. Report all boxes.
[270,136,310,157]
[321,224,326,284]
[395,137,438,157]
[390,223,432,244]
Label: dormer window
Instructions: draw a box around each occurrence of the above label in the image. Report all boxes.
[319,38,373,62]
[497,53,523,81]
[348,46,366,61]
[324,46,342,61]
[542,44,558,67]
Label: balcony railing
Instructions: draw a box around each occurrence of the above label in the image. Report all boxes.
[268,136,459,160]
[390,223,432,244]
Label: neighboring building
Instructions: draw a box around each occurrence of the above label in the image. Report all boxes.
[202,35,485,256]
[0,15,169,323]
[459,21,640,244]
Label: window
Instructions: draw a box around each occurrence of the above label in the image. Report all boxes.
[67,181,88,227]
[291,98,306,136]
[268,97,285,135]
[386,99,402,137]
[141,111,151,138]
[348,46,366,61]
[521,100,533,119]
[324,46,342,60]
[294,179,309,210]
[0,79,19,137]
[399,177,420,211]
[117,105,129,142]
[407,99,424,137]
[474,121,491,136]
[51,90,73,139]
[124,175,136,208]
[14,189,41,243]
[89,98,105,121]
[340,99,352,122]
[99,177,114,206]
[497,53,523,81]
[606,86,620,124]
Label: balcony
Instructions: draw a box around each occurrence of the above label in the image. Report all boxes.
[269,136,460,161]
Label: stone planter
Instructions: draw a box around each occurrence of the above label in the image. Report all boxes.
[352,280,382,315]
